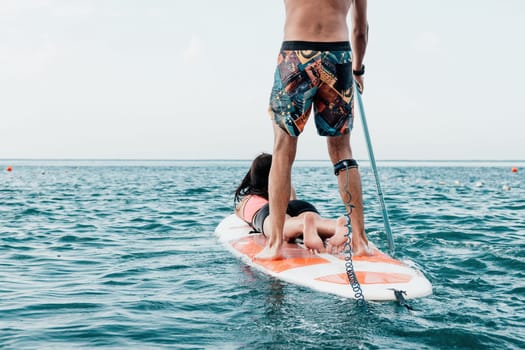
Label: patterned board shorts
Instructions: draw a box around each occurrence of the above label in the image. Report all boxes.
[269,41,355,137]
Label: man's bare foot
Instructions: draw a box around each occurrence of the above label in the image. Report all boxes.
[326,216,348,254]
[351,240,374,256]
[302,212,324,253]
[254,242,284,260]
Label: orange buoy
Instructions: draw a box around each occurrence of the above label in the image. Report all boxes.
[511,167,518,173]
[6,166,12,172]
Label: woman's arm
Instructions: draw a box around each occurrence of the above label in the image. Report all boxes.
[235,197,246,218]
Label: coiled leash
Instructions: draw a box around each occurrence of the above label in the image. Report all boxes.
[334,159,366,306]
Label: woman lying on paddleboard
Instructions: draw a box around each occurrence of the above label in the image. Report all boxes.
[234,153,349,254]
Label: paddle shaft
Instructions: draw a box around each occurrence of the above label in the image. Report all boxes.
[355,86,395,255]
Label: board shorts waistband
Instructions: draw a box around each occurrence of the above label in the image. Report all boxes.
[281,41,351,51]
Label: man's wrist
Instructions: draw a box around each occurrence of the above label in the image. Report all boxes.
[352,64,365,76]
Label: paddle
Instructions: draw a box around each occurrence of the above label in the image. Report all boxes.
[354,83,396,256]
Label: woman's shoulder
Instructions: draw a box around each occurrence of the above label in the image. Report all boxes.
[236,195,249,207]
[235,195,251,215]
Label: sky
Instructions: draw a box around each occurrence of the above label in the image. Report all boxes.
[1,0,524,160]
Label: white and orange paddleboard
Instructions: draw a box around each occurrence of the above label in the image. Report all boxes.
[215,214,432,301]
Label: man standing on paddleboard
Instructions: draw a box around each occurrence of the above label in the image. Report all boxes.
[255,0,372,260]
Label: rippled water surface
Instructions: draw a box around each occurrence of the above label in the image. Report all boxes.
[1,160,524,349]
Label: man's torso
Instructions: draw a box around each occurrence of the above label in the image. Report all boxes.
[283,0,351,42]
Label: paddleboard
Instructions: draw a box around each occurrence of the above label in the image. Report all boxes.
[215,214,432,301]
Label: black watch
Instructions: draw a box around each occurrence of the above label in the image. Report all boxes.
[352,64,365,76]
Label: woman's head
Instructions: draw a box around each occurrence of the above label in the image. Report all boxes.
[234,153,272,202]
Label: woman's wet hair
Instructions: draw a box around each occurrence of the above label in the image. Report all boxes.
[234,153,272,203]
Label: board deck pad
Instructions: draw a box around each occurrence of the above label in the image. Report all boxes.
[216,214,432,301]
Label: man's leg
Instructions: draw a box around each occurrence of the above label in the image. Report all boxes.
[255,124,297,260]
[326,134,371,256]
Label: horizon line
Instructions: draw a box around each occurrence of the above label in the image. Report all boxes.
[1,158,524,163]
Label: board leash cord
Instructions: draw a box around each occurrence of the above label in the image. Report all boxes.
[340,162,367,306]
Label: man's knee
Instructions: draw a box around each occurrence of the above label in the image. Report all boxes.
[273,125,298,157]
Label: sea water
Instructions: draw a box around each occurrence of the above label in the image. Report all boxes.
[1,160,524,349]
